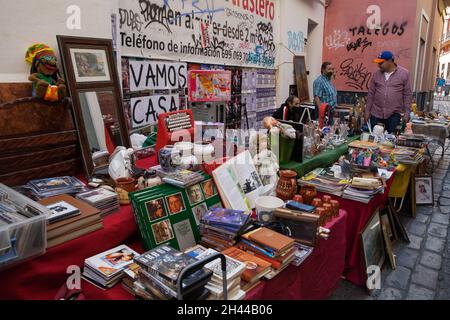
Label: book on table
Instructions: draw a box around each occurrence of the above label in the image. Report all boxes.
[212,150,265,211]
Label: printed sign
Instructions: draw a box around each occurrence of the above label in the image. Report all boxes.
[131,94,180,128]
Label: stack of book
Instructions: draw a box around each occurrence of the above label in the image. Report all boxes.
[133,245,213,300]
[393,147,424,165]
[199,208,253,251]
[187,246,246,300]
[222,246,271,292]
[237,227,296,279]
[26,176,86,200]
[151,165,205,188]
[162,170,205,188]
[38,195,103,248]
[76,188,120,217]
[82,245,139,289]
[298,168,347,197]
[343,177,384,203]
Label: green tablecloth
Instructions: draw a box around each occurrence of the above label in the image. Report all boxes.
[280,135,360,177]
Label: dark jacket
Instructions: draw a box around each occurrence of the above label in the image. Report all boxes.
[272,104,299,122]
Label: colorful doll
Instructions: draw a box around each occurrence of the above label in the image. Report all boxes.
[25,43,67,102]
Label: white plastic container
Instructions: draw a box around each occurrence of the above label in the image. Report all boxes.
[0,183,49,271]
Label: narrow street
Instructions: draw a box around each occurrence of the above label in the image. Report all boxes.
[330,100,450,300]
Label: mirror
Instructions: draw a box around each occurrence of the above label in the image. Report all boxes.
[57,36,131,178]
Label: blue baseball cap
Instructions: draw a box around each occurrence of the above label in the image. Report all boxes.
[373,51,395,63]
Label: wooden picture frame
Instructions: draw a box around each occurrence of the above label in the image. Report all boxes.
[381,214,396,270]
[57,36,131,178]
[414,176,434,206]
[361,210,385,288]
[293,56,310,103]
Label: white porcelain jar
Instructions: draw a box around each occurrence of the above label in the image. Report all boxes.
[194,142,214,163]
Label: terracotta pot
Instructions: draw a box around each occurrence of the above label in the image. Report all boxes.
[276,170,298,201]
[299,185,317,205]
[322,195,332,204]
[115,177,136,205]
[312,198,323,208]
[330,200,340,218]
[316,207,326,227]
[293,195,304,203]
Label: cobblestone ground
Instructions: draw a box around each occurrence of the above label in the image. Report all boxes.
[329,101,450,300]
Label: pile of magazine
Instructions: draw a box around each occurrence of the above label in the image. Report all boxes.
[76,188,120,217]
[82,245,139,289]
[133,245,213,300]
[25,176,86,200]
[342,177,385,204]
[151,166,204,188]
[394,147,424,165]
[199,208,254,251]
[185,245,247,300]
[298,168,347,197]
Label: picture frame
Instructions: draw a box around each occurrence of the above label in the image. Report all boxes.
[414,176,434,206]
[381,214,396,270]
[293,56,310,103]
[360,210,385,288]
[57,36,131,179]
[69,48,111,83]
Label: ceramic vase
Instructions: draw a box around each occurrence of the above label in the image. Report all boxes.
[276,170,298,201]
[194,142,214,163]
[158,145,181,172]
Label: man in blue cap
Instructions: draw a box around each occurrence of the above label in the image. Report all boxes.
[364,51,413,134]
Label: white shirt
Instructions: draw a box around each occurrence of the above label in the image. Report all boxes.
[385,71,394,81]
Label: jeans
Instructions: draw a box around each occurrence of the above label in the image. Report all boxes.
[370,113,401,134]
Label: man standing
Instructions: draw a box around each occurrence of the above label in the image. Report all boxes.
[365,51,413,134]
[313,62,338,119]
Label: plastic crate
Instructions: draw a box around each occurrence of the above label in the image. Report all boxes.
[0,183,49,271]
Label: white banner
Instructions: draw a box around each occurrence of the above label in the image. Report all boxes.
[118,0,277,68]
[131,94,180,128]
[129,60,187,91]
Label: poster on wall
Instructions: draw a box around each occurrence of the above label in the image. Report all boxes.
[188,70,231,102]
[322,0,415,92]
[130,94,181,128]
[118,0,277,68]
[122,57,188,130]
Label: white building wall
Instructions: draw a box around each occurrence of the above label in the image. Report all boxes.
[0,0,114,82]
[276,0,326,107]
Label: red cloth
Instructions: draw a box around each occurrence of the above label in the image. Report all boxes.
[0,155,347,300]
[245,209,347,300]
[316,175,395,286]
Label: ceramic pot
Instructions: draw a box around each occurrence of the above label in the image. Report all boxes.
[330,200,340,218]
[194,142,215,163]
[293,194,304,203]
[158,145,181,172]
[276,170,298,201]
[299,185,317,205]
[174,142,194,157]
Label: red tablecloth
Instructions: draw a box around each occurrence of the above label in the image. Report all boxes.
[245,209,347,300]
[0,150,348,300]
[317,175,395,287]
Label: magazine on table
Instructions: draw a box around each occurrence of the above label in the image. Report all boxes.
[212,150,264,211]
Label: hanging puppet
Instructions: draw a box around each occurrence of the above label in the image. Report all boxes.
[25,43,67,102]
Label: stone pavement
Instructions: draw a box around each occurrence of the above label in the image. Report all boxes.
[329,140,450,300]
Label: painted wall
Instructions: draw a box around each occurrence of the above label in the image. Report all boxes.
[322,0,417,93]
[0,0,114,82]
[276,0,326,106]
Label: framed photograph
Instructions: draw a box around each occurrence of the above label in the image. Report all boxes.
[361,210,385,286]
[201,179,218,199]
[145,198,168,222]
[187,184,204,206]
[165,193,185,215]
[70,48,111,83]
[415,176,434,205]
[151,219,175,245]
[192,203,209,226]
